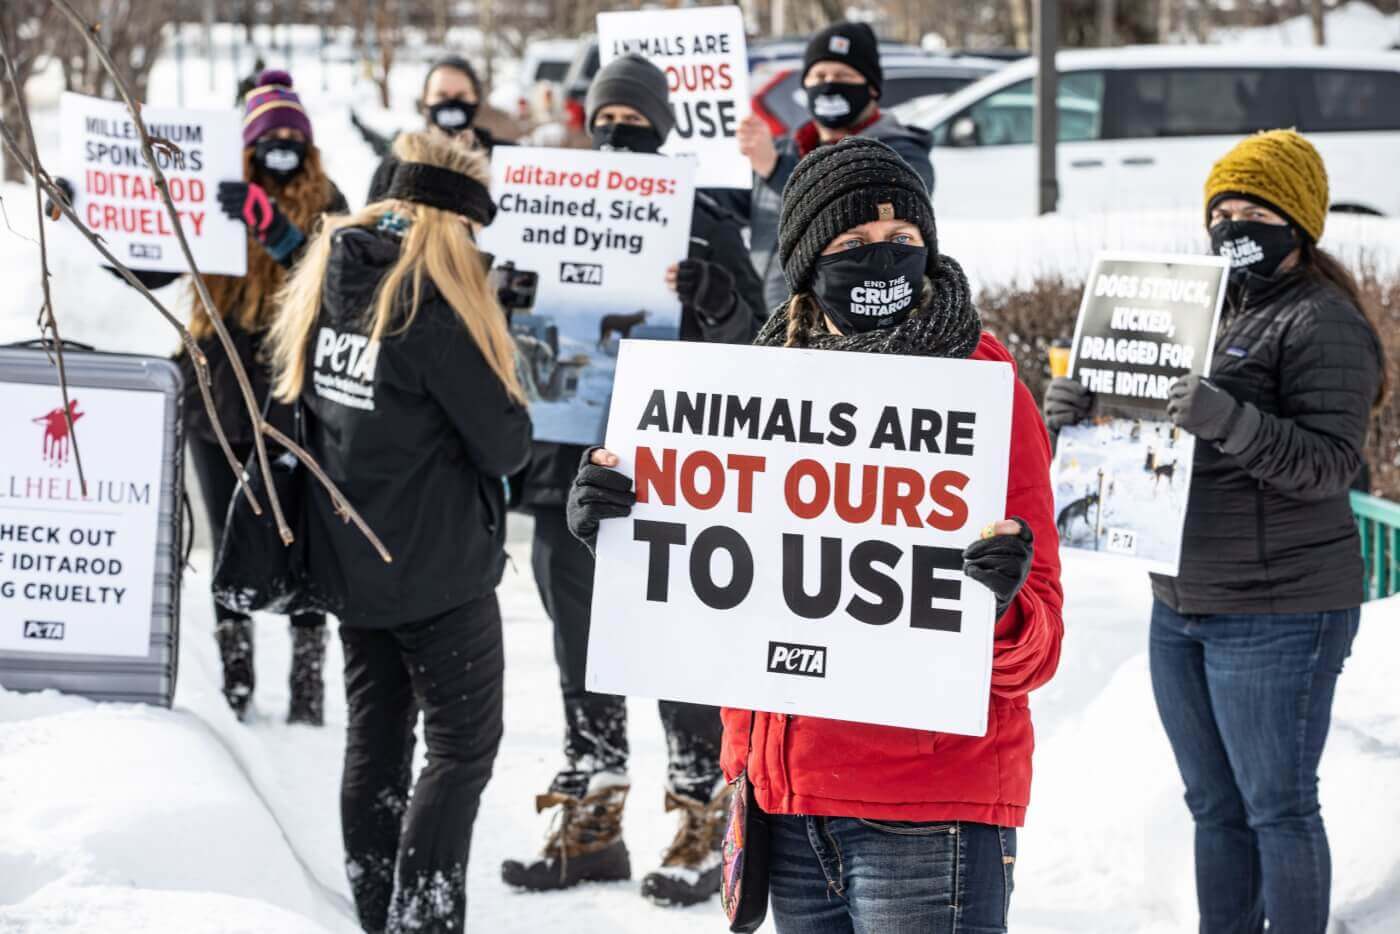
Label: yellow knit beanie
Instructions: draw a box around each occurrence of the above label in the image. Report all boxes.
[1204,129,1329,242]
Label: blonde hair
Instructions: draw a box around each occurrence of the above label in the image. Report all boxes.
[268,132,524,405]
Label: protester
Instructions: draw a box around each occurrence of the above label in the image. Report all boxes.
[46,69,348,724]
[366,54,502,202]
[567,138,1064,932]
[1043,129,1388,934]
[266,131,531,934]
[500,54,765,906]
[726,21,934,310]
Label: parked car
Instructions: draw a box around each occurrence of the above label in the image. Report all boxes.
[561,37,601,132]
[909,47,1400,217]
[495,38,580,124]
[751,54,1004,137]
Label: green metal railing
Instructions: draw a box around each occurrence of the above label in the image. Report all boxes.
[1352,491,1400,602]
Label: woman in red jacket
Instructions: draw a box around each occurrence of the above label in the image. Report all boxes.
[566,138,1064,931]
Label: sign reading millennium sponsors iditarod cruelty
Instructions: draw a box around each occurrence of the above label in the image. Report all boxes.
[597,5,750,189]
[60,91,247,276]
[586,341,1014,736]
[478,146,695,446]
[1050,252,1227,575]
[0,383,167,658]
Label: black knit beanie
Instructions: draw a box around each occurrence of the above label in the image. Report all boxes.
[803,22,882,97]
[779,137,936,295]
[586,54,676,138]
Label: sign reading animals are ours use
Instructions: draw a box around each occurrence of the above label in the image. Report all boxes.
[60,91,247,276]
[597,5,751,189]
[587,341,1014,737]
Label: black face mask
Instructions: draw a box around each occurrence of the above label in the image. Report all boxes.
[812,242,927,334]
[253,138,307,183]
[590,122,664,154]
[1210,219,1298,286]
[806,81,873,129]
[428,99,477,135]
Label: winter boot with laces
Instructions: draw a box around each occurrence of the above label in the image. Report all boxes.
[501,772,632,891]
[640,782,733,906]
[287,625,326,726]
[214,618,255,721]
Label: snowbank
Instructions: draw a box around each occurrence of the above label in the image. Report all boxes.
[1215,1,1400,51]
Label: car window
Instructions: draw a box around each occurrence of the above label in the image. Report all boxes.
[535,61,569,83]
[953,72,1105,146]
[1109,69,1293,138]
[1297,69,1400,132]
[882,75,980,108]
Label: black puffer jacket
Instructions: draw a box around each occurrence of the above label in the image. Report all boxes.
[518,191,766,508]
[1152,271,1383,614]
[301,224,533,626]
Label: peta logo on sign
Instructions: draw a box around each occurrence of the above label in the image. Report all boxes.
[129,242,162,260]
[560,262,603,285]
[767,641,827,678]
[23,620,66,641]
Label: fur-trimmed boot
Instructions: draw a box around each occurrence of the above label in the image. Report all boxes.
[214,618,255,721]
[640,783,733,906]
[287,624,326,726]
[501,772,632,891]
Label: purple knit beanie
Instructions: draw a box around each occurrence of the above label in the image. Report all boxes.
[242,69,313,146]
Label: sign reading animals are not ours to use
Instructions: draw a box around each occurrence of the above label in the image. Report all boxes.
[587,341,1014,737]
[1050,252,1227,575]
[60,91,247,276]
[597,5,751,189]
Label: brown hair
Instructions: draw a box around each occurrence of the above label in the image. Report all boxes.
[193,144,335,339]
[1300,241,1391,408]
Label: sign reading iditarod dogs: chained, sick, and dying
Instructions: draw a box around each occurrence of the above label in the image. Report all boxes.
[0,382,167,658]
[60,91,247,276]
[586,341,1014,737]
[1050,252,1228,575]
[597,5,750,189]
[478,146,695,446]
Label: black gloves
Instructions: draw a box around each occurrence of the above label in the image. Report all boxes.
[963,518,1035,619]
[676,258,737,326]
[1042,377,1094,432]
[217,180,305,265]
[1167,374,1260,452]
[566,449,637,552]
[44,176,75,220]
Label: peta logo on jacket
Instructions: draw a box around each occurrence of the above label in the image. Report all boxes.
[767,641,827,678]
[312,326,381,411]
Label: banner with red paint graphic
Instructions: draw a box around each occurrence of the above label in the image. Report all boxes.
[597,5,750,189]
[61,92,247,276]
[586,341,1014,736]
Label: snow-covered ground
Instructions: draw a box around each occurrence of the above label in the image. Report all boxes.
[1215,1,1400,51]
[3,21,1399,934]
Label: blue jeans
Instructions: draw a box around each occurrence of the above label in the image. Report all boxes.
[767,815,1015,934]
[1149,600,1359,934]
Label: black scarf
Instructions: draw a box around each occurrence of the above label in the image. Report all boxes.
[755,253,982,358]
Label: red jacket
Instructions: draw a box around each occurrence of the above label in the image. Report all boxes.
[720,332,1064,827]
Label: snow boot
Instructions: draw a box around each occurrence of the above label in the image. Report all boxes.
[640,783,733,906]
[214,618,254,721]
[501,772,632,891]
[287,625,326,726]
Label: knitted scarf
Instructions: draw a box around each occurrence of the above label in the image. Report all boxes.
[755,253,982,359]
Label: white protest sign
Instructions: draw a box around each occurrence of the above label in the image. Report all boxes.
[478,145,695,446]
[0,383,166,658]
[1050,251,1227,575]
[587,341,1014,737]
[61,91,246,276]
[597,5,751,189]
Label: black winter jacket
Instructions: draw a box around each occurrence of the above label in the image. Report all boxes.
[713,113,934,310]
[1152,272,1383,614]
[518,191,766,508]
[301,224,533,626]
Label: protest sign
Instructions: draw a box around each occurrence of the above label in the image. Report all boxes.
[597,5,750,189]
[0,382,168,658]
[478,146,695,446]
[1050,252,1227,574]
[61,91,246,276]
[586,341,1014,736]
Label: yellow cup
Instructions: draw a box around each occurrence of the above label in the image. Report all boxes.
[1048,344,1071,379]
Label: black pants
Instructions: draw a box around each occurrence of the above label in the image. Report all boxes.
[188,435,323,629]
[339,595,505,934]
[530,506,722,801]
